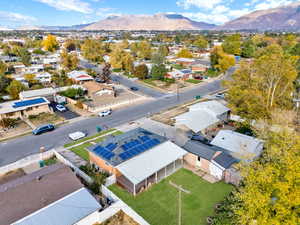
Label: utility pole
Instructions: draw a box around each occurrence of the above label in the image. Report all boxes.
[178,185,182,225]
[177,82,180,102]
[169,181,190,225]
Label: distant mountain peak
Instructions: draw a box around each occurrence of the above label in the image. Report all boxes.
[217,1,300,31]
[83,13,215,31]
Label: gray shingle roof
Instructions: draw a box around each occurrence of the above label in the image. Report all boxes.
[213,152,237,169]
[183,141,225,160]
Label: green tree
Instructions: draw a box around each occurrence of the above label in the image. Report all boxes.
[134,64,148,80]
[211,46,235,73]
[138,41,152,60]
[6,80,26,99]
[235,130,300,225]
[193,36,208,49]
[81,39,104,63]
[60,50,78,71]
[158,45,169,57]
[151,52,165,65]
[151,64,167,80]
[109,46,124,69]
[222,34,241,55]
[279,34,297,52]
[0,75,11,94]
[24,74,38,87]
[177,48,193,58]
[42,34,59,52]
[0,61,7,75]
[290,43,300,56]
[122,52,134,73]
[224,44,297,120]
[241,40,256,58]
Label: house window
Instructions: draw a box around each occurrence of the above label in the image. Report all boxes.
[197,156,201,161]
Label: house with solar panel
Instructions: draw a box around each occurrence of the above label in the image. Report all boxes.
[87,128,187,195]
[0,97,51,120]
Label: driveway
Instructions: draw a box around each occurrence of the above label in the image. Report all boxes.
[49,102,80,120]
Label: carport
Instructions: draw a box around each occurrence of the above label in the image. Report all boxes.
[116,141,187,195]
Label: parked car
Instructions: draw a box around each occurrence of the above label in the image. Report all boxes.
[56,104,67,112]
[95,77,105,83]
[68,131,86,141]
[130,86,139,91]
[98,109,112,117]
[33,124,55,135]
[216,93,225,99]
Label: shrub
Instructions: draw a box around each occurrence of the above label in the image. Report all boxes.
[0,118,18,128]
[75,100,84,109]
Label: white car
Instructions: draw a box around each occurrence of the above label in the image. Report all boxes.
[56,104,67,112]
[68,131,86,141]
[98,109,112,117]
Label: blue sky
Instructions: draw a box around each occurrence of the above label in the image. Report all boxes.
[0,0,299,27]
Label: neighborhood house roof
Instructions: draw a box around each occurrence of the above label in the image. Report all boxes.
[0,164,84,225]
[88,128,167,166]
[183,140,224,160]
[12,188,101,225]
[189,100,229,116]
[174,101,229,133]
[68,70,93,81]
[0,97,49,114]
[211,130,264,162]
[116,141,187,185]
[212,152,237,169]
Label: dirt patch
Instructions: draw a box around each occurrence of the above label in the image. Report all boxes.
[29,112,64,127]
[98,210,139,225]
[0,120,31,140]
[0,168,26,185]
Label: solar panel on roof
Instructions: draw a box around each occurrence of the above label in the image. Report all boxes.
[105,143,117,151]
[13,98,47,108]
[93,146,115,161]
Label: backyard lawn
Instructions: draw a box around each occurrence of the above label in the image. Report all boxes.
[69,142,92,161]
[109,169,233,225]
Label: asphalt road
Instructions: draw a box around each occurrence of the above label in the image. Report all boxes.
[0,66,235,166]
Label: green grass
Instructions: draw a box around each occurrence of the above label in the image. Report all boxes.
[109,169,233,225]
[64,129,116,148]
[185,79,202,84]
[143,79,157,87]
[68,130,124,161]
[69,142,92,161]
[172,64,185,70]
[44,156,57,166]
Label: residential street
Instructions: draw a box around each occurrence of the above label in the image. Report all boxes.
[0,67,235,166]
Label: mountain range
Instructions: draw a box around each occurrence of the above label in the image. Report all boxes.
[83,13,216,30]
[218,1,300,31]
[10,2,300,31]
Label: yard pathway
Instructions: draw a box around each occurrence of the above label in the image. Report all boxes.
[56,146,86,167]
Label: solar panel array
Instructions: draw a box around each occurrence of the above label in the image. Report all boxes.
[119,137,161,161]
[105,143,117,151]
[13,98,47,108]
[93,146,115,161]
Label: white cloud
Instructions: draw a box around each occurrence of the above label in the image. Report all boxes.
[0,11,36,23]
[254,0,293,10]
[35,0,93,14]
[182,12,230,24]
[176,0,223,9]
